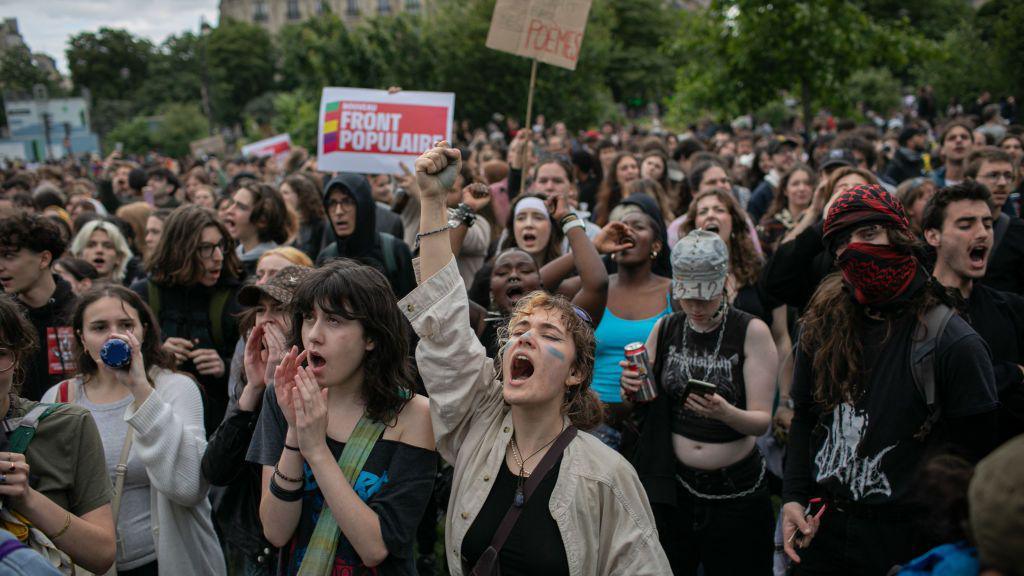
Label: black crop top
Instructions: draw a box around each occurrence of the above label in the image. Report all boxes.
[653,307,753,443]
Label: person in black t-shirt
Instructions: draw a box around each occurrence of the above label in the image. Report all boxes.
[0,212,78,399]
[247,259,436,576]
[781,184,999,576]
[923,181,1024,443]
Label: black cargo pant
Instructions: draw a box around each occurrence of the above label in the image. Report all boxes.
[655,450,774,575]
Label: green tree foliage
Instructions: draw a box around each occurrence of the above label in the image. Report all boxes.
[270,91,319,150]
[0,48,58,98]
[153,103,209,157]
[66,28,153,102]
[207,19,275,126]
[104,115,155,155]
[604,0,675,109]
[135,33,204,113]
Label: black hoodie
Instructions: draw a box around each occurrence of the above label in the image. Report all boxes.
[316,173,415,298]
[20,274,78,401]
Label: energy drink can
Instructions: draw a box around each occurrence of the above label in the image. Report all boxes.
[624,342,657,402]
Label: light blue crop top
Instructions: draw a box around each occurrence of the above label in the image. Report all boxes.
[590,292,672,403]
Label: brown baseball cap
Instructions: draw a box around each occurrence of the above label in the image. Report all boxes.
[238,265,313,307]
[969,434,1024,572]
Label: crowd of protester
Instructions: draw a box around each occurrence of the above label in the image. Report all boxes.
[0,94,1022,576]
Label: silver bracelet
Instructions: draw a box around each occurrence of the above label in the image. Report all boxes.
[415,222,453,249]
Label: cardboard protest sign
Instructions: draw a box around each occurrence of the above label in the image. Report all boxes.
[317,88,455,175]
[189,134,225,158]
[486,0,593,70]
[241,133,292,159]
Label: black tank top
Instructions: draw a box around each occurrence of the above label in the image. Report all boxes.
[653,307,753,443]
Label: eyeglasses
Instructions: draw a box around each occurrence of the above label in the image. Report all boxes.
[325,196,357,211]
[978,171,1014,183]
[0,348,14,373]
[197,240,231,259]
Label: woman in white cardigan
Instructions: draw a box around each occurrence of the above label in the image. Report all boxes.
[43,285,225,576]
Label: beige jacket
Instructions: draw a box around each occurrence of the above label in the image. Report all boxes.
[400,257,671,576]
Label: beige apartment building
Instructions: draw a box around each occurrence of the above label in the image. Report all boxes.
[219,0,429,33]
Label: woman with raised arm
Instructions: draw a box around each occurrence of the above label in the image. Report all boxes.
[404,141,670,576]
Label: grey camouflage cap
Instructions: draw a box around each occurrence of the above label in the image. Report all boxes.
[670,229,729,301]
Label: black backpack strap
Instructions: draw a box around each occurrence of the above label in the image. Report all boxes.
[380,233,397,279]
[993,212,1010,252]
[147,282,161,320]
[209,288,232,351]
[910,304,955,441]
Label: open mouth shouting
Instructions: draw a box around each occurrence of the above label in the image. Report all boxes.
[91,256,108,272]
[509,352,535,385]
[968,244,989,271]
[307,350,327,374]
[505,282,527,305]
[702,221,721,234]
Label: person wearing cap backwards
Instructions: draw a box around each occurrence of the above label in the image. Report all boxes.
[622,229,778,575]
[781,184,999,575]
[202,265,313,575]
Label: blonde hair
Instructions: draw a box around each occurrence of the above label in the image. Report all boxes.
[258,245,313,268]
[71,220,132,282]
[499,291,603,429]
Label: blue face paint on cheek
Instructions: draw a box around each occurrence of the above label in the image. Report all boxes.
[544,345,565,361]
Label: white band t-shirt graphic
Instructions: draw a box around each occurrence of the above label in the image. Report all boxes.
[814,403,896,500]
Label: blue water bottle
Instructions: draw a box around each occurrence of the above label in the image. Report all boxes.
[100,338,132,370]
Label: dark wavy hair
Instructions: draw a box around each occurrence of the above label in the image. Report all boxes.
[239,182,292,245]
[289,258,414,425]
[283,174,326,224]
[682,188,763,289]
[146,205,241,286]
[800,229,937,409]
[0,211,67,263]
[0,294,37,393]
[71,285,175,377]
[764,163,816,223]
[594,152,638,226]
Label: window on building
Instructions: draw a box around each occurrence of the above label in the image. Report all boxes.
[287,0,301,19]
[405,0,421,12]
[253,0,269,22]
[346,0,360,16]
[316,0,328,15]
[378,0,391,14]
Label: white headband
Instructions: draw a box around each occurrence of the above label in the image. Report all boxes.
[514,197,548,218]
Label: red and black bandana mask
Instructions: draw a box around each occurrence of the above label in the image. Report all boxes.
[823,184,921,306]
[837,243,918,306]
[822,183,911,254]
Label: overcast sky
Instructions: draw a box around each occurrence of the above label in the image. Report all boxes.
[1,0,219,73]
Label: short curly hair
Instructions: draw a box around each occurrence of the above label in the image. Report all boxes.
[0,211,67,262]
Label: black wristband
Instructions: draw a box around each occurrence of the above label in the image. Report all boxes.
[559,213,579,226]
[274,464,303,484]
[283,444,300,452]
[269,476,304,501]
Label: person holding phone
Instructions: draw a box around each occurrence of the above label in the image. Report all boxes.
[622,229,778,575]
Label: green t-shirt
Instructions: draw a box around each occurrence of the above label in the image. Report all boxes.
[9,397,112,516]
